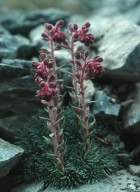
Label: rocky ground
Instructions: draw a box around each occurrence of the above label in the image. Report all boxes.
[0,0,140,191]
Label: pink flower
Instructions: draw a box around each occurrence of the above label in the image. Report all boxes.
[32,61,48,78]
[43,58,55,69]
[86,56,104,78]
[73,22,94,46]
[43,20,66,43]
[36,82,57,100]
[52,30,66,43]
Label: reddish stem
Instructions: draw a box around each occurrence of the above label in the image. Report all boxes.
[48,101,64,171]
[50,37,60,101]
[80,63,90,151]
[70,34,79,104]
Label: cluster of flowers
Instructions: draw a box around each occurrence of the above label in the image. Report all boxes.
[32,20,105,171]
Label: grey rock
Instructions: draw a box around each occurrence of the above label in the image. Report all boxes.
[29,25,46,47]
[94,0,140,17]
[0,59,41,141]
[0,24,9,34]
[99,20,140,82]
[122,4,140,25]
[129,165,140,176]
[0,138,24,177]
[123,83,140,127]
[1,8,70,36]
[93,90,120,117]
[0,116,28,141]
[0,34,30,59]
[0,59,32,77]
[120,84,140,150]
[69,14,110,40]
[44,170,139,192]
[14,170,139,192]
[121,121,140,151]
[11,182,44,192]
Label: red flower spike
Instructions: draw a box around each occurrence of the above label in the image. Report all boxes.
[35,62,48,78]
[53,30,66,43]
[48,74,56,84]
[35,76,45,87]
[86,56,104,78]
[36,82,56,99]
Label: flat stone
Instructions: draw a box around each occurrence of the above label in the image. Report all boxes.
[129,165,140,176]
[1,8,70,36]
[93,90,120,117]
[99,20,140,82]
[0,138,24,177]
[0,34,29,59]
[0,59,41,141]
[123,83,140,127]
[44,170,140,192]
[11,182,44,192]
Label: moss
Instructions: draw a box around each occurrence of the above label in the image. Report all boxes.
[17,106,121,189]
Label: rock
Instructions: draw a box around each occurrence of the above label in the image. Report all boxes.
[44,170,139,192]
[17,44,37,60]
[69,14,110,40]
[121,121,140,151]
[120,84,140,151]
[0,59,41,141]
[99,20,140,82]
[122,4,140,25]
[94,0,140,17]
[0,138,24,177]
[93,90,120,117]
[0,34,30,59]
[13,170,139,192]
[29,25,46,47]
[135,180,140,187]
[0,24,9,34]
[123,83,140,127]
[1,8,70,36]
[0,59,33,78]
[11,182,44,192]
[129,165,140,176]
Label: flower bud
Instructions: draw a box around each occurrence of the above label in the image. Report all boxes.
[32,61,39,68]
[84,22,90,28]
[40,53,46,61]
[73,24,78,30]
[55,20,64,28]
[44,23,53,30]
[41,32,48,39]
[84,50,90,59]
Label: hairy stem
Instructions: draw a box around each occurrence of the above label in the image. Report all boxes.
[48,102,64,172]
[80,64,90,151]
[70,34,79,104]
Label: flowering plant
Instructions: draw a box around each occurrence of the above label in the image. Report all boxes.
[27,20,118,189]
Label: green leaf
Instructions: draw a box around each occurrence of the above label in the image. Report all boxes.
[59,128,63,136]
[53,116,64,126]
[49,133,55,137]
[43,136,51,143]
